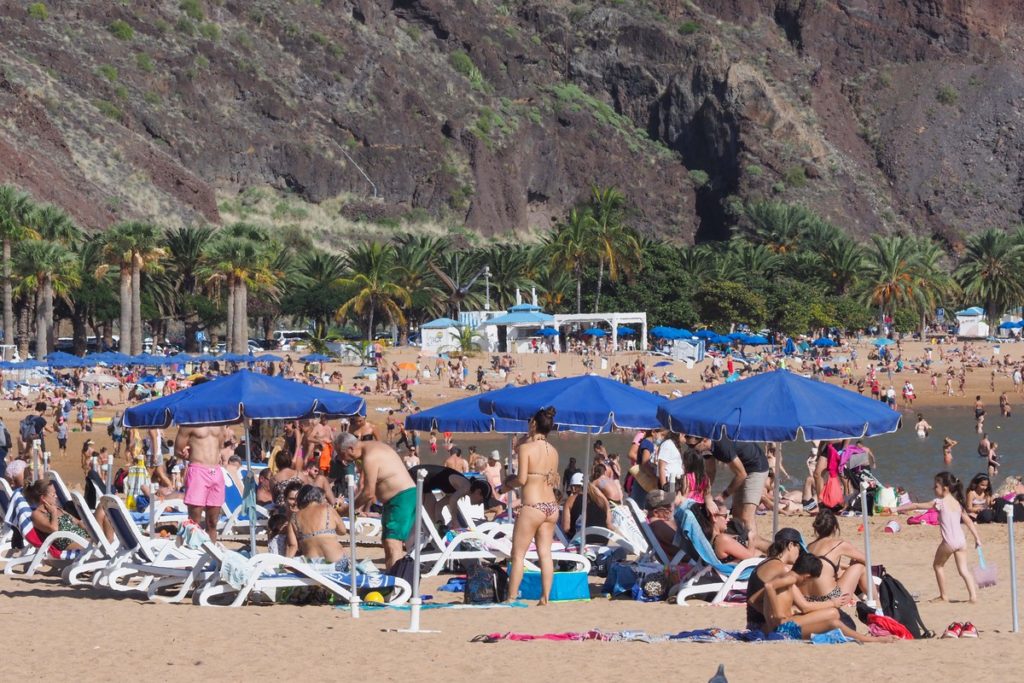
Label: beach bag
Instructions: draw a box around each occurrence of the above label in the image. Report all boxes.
[628,463,658,493]
[464,562,508,604]
[874,487,898,512]
[820,476,844,509]
[877,573,932,639]
[19,417,35,443]
[386,554,417,588]
[602,562,638,596]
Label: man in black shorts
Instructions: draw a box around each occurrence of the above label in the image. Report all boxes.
[705,437,770,552]
[410,464,500,530]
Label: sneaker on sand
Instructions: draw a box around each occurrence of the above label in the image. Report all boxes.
[960,622,979,638]
[942,622,962,639]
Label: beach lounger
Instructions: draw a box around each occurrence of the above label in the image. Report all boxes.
[57,492,122,586]
[2,481,85,575]
[671,506,762,606]
[623,498,676,566]
[94,495,209,603]
[418,505,591,576]
[192,542,411,607]
[217,473,269,540]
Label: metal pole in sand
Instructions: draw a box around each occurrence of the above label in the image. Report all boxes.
[579,426,592,551]
[398,468,438,633]
[861,481,876,609]
[771,442,780,538]
[346,474,360,619]
[243,416,256,556]
[1007,504,1019,633]
[105,453,114,494]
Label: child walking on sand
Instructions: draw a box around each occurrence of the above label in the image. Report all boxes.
[930,472,981,603]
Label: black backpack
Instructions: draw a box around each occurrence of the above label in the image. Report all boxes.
[872,572,933,638]
[385,554,417,588]
[464,562,509,604]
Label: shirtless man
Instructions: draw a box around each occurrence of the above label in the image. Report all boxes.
[296,418,332,468]
[333,432,415,569]
[444,446,469,473]
[175,423,230,541]
[593,461,624,504]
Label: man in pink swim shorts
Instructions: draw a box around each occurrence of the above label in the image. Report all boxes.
[175,422,230,541]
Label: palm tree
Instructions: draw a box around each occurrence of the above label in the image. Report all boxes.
[533,265,572,312]
[15,240,80,357]
[442,325,486,355]
[31,204,82,245]
[393,235,447,336]
[97,222,137,353]
[818,238,865,295]
[740,201,816,253]
[203,223,278,353]
[722,240,783,281]
[479,244,534,310]
[336,242,411,341]
[910,238,957,334]
[290,249,349,338]
[955,228,1024,324]
[164,225,215,351]
[545,208,594,313]
[860,235,925,322]
[588,186,638,312]
[0,186,39,346]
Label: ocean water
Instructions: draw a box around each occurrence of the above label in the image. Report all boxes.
[420,405,1017,501]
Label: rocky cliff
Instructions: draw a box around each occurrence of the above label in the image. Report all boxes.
[1,0,1021,244]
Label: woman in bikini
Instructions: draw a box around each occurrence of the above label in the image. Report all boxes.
[289,484,347,563]
[802,509,868,601]
[499,406,560,604]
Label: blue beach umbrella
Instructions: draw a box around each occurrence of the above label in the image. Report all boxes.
[300,353,334,362]
[582,328,606,337]
[650,326,678,338]
[405,385,526,433]
[812,337,837,348]
[694,330,717,340]
[257,353,283,362]
[743,335,771,345]
[616,326,636,336]
[657,369,901,443]
[537,328,559,337]
[653,360,673,367]
[872,338,895,347]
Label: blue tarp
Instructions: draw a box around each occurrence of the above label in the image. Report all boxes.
[479,375,665,432]
[657,369,902,442]
[123,369,366,428]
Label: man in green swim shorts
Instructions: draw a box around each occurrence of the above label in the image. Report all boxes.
[334,432,416,569]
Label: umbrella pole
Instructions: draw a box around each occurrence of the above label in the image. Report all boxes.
[771,443,780,538]
[1007,503,1019,633]
[397,468,438,633]
[105,453,114,495]
[244,416,256,556]
[506,435,515,525]
[580,427,592,551]
[347,474,360,619]
[860,481,877,609]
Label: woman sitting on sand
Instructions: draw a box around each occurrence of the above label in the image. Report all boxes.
[965,474,993,519]
[803,509,867,601]
[746,528,892,643]
[288,484,347,563]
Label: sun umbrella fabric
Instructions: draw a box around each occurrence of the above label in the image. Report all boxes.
[537,328,559,336]
[583,328,606,337]
[656,369,901,442]
[405,385,526,433]
[479,375,665,433]
[123,369,366,428]
[812,337,837,347]
[299,353,333,362]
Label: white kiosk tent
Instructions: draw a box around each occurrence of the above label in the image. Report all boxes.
[551,313,648,352]
[419,317,462,356]
[956,307,990,339]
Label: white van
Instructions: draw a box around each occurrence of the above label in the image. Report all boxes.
[272,330,312,350]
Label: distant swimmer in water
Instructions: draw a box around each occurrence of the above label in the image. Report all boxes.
[942,437,957,467]
[915,414,932,439]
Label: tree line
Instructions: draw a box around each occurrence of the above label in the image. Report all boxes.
[0,183,1019,357]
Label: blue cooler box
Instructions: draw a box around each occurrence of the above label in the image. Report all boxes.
[517,570,590,602]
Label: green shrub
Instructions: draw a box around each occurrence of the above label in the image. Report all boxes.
[95,99,123,120]
[689,169,710,187]
[745,164,764,177]
[113,85,128,99]
[449,51,488,92]
[310,31,327,45]
[771,181,786,193]
[783,166,807,188]
[143,91,161,105]
[176,18,195,35]
[678,20,700,35]
[136,53,154,73]
[27,3,48,20]
[180,0,204,21]
[96,64,118,82]
[109,20,134,40]
[195,54,209,69]
[199,22,220,40]
[936,84,959,105]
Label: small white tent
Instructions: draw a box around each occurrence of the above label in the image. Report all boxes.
[956,307,989,338]
[420,318,462,356]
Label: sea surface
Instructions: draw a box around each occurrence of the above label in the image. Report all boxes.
[417,405,1018,501]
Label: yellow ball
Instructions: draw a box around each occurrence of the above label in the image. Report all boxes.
[364,591,385,604]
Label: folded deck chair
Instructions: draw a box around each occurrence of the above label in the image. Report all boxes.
[193,541,411,607]
[671,506,762,606]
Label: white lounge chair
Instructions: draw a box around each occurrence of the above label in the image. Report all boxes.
[192,542,411,607]
[671,505,762,606]
[21,492,121,584]
[2,481,85,575]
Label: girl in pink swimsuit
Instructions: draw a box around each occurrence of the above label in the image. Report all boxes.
[930,472,981,603]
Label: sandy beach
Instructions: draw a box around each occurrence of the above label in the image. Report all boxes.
[5,337,1024,681]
